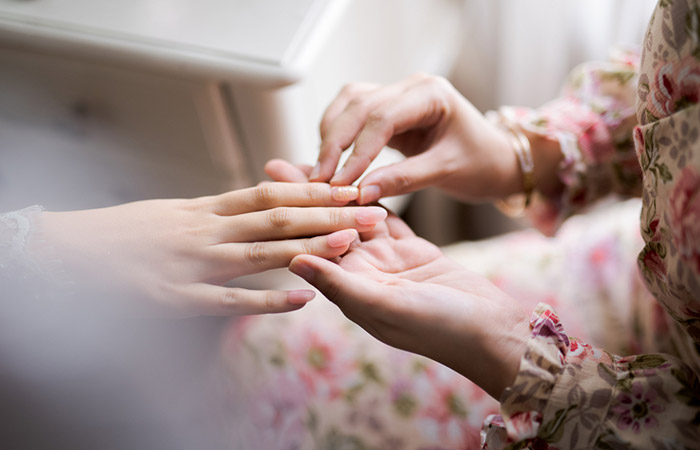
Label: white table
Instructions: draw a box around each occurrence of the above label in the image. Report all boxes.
[0,0,461,211]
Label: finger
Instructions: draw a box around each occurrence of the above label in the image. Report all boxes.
[319,83,379,140]
[289,255,385,312]
[212,183,359,216]
[185,284,315,316]
[384,213,416,239]
[208,229,359,277]
[224,206,387,242]
[264,159,310,183]
[313,85,400,182]
[330,86,447,186]
[355,150,448,204]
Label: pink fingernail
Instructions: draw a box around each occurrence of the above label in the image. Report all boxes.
[309,163,321,180]
[355,206,387,225]
[326,229,358,248]
[287,289,316,304]
[331,186,359,202]
[359,185,381,204]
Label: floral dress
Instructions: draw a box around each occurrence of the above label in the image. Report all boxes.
[3,1,699,449]
[223,1,700,449]
[482,1,700,448]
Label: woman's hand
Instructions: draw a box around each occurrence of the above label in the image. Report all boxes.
[308,74,526,204]
[289,213,530,399]
[32,183,387,317]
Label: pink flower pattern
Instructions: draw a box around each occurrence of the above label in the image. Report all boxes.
[224,2,700,449]
[612,383,665,434]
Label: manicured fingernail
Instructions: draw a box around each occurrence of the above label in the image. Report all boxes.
[355,206,387,225]
[326,229,358,248]
[359,185,381,204]
[290,261,315,282]
[287,289,316,305]
[309,163,321,180]
[330,167,345,184]
[331,185,359,202]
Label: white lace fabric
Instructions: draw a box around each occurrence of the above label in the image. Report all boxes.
[0,205,70,299]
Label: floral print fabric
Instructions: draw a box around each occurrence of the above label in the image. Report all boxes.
[222,198,660,449]
[484,1,700,448]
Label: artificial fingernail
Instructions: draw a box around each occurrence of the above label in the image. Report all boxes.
[331,185,359,202]
[287,289,316,304]
[310,163,321,180]
[326,229,358,248]
[355,206,388,225]
[359,185,381,204]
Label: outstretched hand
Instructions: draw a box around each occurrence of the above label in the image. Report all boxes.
[32,183,387,317]
[289,213,529,399]
[266,159,529,398]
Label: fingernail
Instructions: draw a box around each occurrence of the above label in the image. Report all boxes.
[326,229,358,248]
[331,185,359,202]
[290,261,315,282]
[287,289,316,305]
[355,206,388,225]
[309,163,321,180]
[359,185,381,204]
[330,167,345,184]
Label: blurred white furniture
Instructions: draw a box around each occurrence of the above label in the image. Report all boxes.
[0,0,461,212]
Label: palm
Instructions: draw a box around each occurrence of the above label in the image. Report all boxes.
[336,215,478,293]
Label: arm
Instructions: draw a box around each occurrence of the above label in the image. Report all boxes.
[483,304,700,449]
[5,183,388,317]
[498,49,642,235]
[309,51,641,236]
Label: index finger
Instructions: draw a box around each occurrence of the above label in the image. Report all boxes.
[211,183,359,216]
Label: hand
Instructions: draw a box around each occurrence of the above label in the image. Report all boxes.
[289,213,530,399]
[308,74,525,204]
[32,183,387,317]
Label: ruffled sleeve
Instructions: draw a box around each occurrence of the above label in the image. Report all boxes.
[496,48,642,236]
[481,303,700,449]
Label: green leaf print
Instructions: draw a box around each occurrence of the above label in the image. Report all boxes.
[539,404,577,443]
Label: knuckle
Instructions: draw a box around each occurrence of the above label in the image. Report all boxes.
[243,241,269,266]
[300,238,316,255]
[220,288,240,308]
[340,82,362,97]
[347,96,368,112]
[304,184,324,203]
[264,291,279,311]
[392,169,415,192]
[350,153,373,170]
[366,110,389,129]
[328,208,345,227]
[268,207,293,229]
[253,184,277,208]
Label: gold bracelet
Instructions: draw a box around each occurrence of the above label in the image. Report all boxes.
[496,122,535,217]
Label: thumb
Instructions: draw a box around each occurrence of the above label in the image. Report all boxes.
[357,151,443,204]
[289,254,366,309]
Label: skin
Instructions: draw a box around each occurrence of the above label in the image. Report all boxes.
[267,161,529,400]
[30,183,387,317]
[308,73,564,205]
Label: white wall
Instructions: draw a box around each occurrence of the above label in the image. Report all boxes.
[451,0,658,111]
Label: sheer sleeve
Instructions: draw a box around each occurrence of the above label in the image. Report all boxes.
[0,206,69,300]
[495,48,642,236]
[481,304,700,450]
